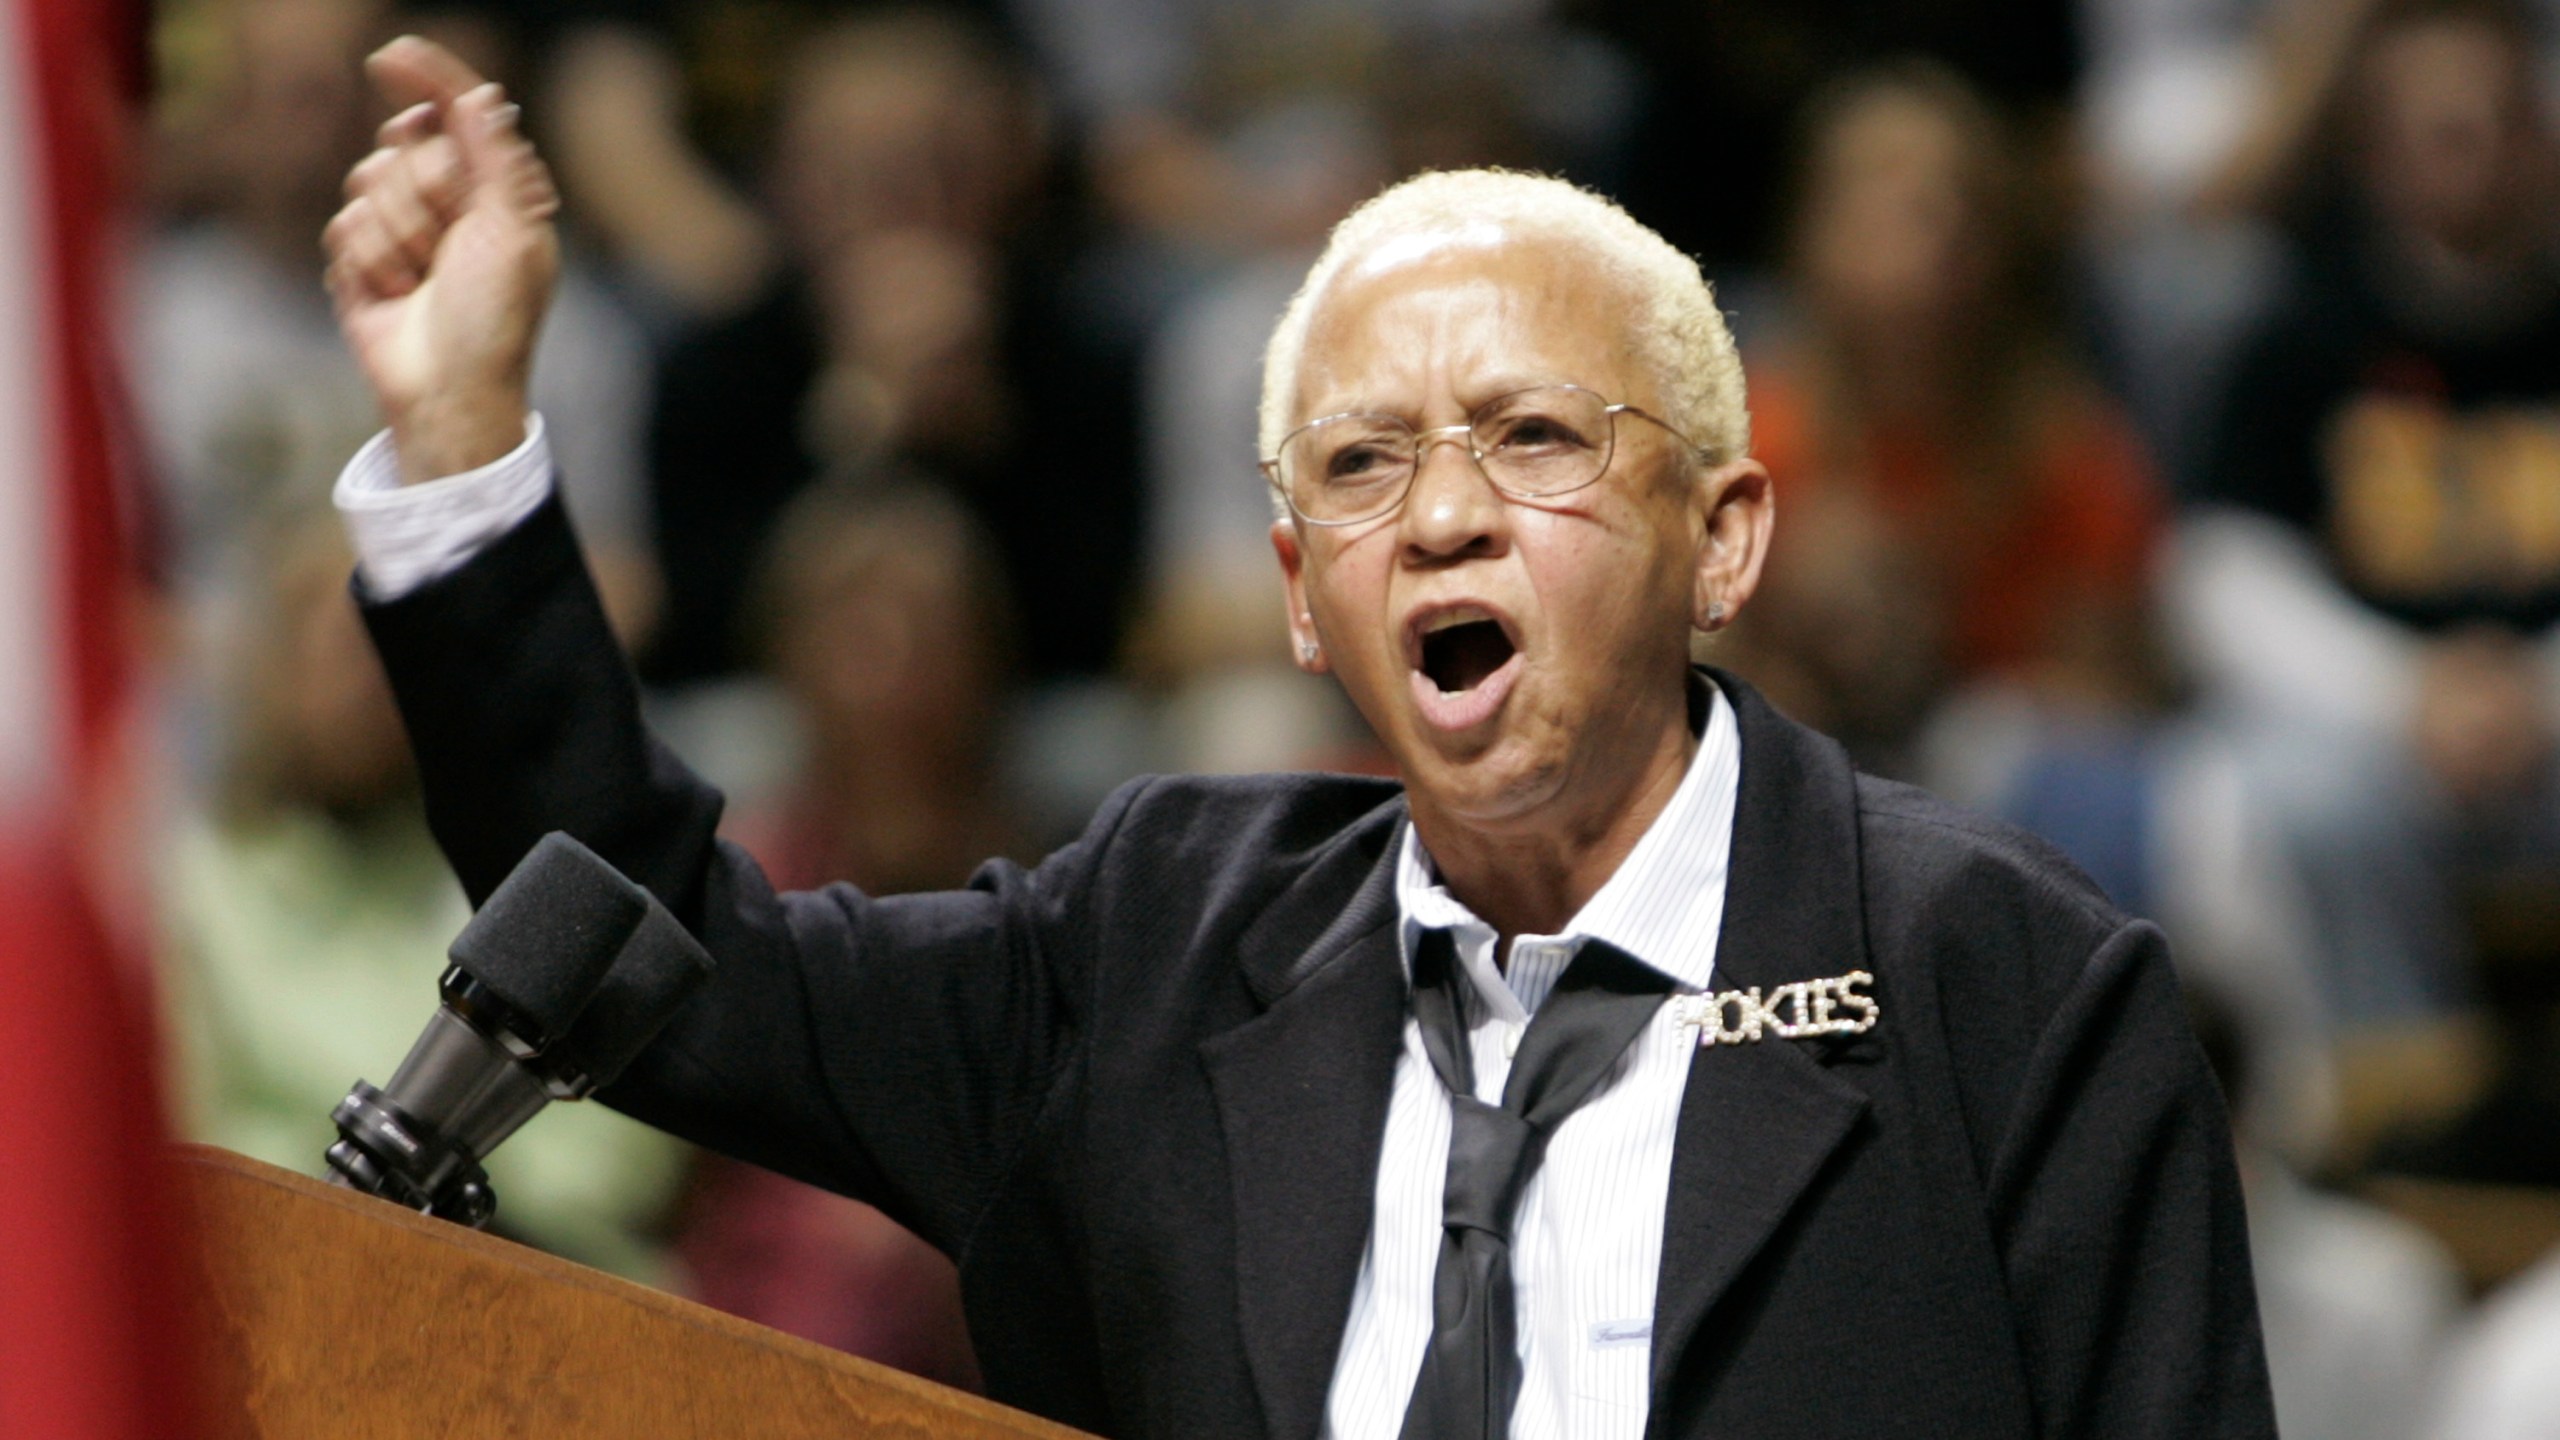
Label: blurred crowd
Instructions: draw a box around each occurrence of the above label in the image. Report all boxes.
[123,0,2560,1433]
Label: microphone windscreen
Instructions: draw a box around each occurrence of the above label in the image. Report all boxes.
[548,898,715,1090]
[447,832,650,1044]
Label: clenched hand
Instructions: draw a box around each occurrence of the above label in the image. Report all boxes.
[325,36,560,484]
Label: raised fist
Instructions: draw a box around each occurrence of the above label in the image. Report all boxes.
[324,37,560,484]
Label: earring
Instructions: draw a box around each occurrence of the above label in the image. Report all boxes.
[1706,600,1727,627]
[1301,641,1321,663]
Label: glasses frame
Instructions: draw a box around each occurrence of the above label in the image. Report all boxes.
[1260,383,1713,527]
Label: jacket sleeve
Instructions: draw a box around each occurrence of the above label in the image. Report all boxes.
[1984,918,2278,1438]
[358,492,1115,1255]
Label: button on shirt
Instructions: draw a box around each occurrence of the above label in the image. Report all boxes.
[1322,685,1740,1440]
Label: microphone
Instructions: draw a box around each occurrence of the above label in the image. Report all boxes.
[542,900,715,1094]
[325,832,714,1226]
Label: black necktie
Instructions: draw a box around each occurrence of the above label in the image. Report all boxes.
[1397,928,1673,1440]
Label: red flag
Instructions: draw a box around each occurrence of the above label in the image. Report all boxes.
[0,0,197,1435]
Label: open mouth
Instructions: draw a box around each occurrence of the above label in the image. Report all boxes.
[1413,607,1520,695]
[1422,619,1516,694]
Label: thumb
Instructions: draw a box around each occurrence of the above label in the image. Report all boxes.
[447,82,559,225]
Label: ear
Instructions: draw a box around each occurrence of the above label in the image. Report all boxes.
[1691,457,1773,632]
[1271,519,1329,674]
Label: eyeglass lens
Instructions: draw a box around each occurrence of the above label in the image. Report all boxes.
[1280,386,1616,523]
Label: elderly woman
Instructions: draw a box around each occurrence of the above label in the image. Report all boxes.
[319,37,2274,1440]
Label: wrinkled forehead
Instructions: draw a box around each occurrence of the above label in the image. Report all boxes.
[1290,225,1650,422]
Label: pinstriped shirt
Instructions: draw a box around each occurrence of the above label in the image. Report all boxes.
[1321,683,1740,1440]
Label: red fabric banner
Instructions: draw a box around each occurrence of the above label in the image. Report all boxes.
[0,0,197,1435]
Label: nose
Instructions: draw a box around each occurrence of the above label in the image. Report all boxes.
[1398,425,1509,562]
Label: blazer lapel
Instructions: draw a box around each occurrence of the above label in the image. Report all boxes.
[1203,798,1410,1440]
[1649,673,1875,1411]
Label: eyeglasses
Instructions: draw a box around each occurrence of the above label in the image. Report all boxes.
[1261,383,1710,527]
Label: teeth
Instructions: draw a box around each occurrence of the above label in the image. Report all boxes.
[1421,605,1492,635]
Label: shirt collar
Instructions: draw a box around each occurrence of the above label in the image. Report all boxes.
[1394,674,1740,1006]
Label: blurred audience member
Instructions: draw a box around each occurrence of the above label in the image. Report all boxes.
[135,0,661,745]
[1587,0,2080,269]
[729,481,1018,890]
[137,0,391,610]
[642,8,1140,689]
[669,482,1010,1387]
[543,18,781,326]
[2369,872,2560,1186]
[1019,0,1632,256]
[2167,0,2560,1024]
[1728,62,2163,778]
[159,512,686,1281]
[2091,0,2560,484]
[2076,0,2321,482]
[2189,977,2466,1440]
[2079,0,2278,223]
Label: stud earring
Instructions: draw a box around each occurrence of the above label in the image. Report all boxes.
[1301,641,1321,663]
[1706,600,1728,627]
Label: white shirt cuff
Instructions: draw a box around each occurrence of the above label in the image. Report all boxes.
[333,413,554,600]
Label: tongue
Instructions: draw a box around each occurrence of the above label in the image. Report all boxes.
[1423,620,1515,693]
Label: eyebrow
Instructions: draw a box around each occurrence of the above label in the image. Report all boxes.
[1300,374,1572,422]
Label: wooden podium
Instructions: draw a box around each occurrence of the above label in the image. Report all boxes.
[181,1146,1095,1439]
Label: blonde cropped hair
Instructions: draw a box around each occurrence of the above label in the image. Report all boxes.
[1256,169,1749,510]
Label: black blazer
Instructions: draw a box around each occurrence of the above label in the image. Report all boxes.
[362,497,2277,1440]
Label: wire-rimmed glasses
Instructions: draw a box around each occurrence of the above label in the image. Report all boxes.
[1261,383,1710,527]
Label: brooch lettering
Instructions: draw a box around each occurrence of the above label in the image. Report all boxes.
[1672,971,1879,1047]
